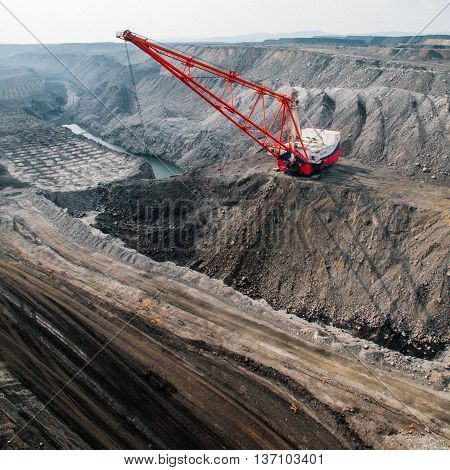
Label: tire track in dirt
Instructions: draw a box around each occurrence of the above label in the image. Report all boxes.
[0,191,448,449]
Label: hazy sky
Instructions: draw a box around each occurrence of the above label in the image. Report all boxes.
[0,0,449,43]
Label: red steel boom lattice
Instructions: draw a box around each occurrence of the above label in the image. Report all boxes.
[117,30,340,175]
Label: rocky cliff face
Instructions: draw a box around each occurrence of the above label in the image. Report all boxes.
[94,159,449,359]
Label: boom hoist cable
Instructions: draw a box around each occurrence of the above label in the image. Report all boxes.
[117,30,341,176]
[124,41,150,156]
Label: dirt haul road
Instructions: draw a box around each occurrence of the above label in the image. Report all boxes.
[0,189,448,449]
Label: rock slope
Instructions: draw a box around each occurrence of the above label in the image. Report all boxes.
[95,158,450,358]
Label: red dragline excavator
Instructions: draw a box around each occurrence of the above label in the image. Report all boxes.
[116,30,341,176]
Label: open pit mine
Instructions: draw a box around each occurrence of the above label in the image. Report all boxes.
[0,33,449,450]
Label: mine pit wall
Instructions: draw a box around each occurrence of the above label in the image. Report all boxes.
[1,47,447,358]
[53,44,450,185]
[0,193,367,450]
[42,161,155,217]
[94,173,449,359]
[1,44,448,449]
[43,185,109,217]
[2,45,448,183]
